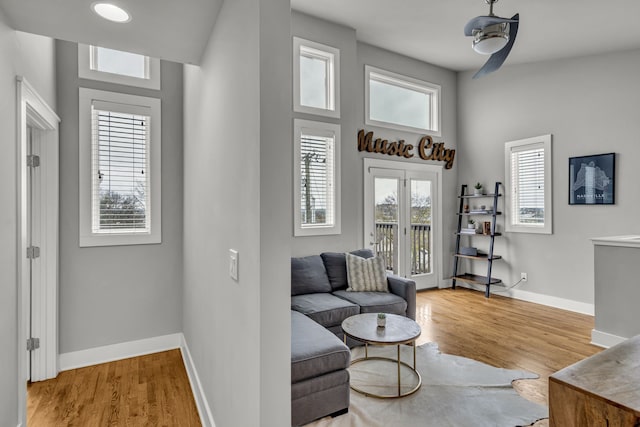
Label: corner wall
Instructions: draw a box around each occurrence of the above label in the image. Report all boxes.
[182,0,291,425]
[0,11,56,427]
[56,40,184,353]
[457,49,640,306]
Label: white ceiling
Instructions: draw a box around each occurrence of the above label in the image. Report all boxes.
[1,0,640,70]
[292,0,640,71]
[0,0,223,64]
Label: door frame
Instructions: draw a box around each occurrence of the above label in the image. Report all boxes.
[17,76,60,423]
[363,157,443,289]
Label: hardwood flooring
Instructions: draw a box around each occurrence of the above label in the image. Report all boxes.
[415,288,602,413]
[27,289,601,426]
[27,349,201,427]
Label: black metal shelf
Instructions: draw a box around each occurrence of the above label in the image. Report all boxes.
[454,253,502,261]
[452,182,503,298]
[458,193,502,199]
[452,273,502,286]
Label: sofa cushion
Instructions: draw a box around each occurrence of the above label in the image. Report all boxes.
[291,255,332,296]
[321,249,374,291]
[333,290,407,316]
[291,293,359,328]
[345,253,388,292]
[291,310,350,384]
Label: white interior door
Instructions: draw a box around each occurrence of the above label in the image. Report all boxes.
[364,159,440,290]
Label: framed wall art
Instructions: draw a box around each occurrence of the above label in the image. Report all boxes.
[568,153,615,205]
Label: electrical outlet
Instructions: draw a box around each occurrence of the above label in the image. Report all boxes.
[229,249,239,281]
[520,272,528,282]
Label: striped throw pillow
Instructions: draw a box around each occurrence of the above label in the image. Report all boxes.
[345,253,388,292]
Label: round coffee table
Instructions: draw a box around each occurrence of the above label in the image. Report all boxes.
[341,313,422,398]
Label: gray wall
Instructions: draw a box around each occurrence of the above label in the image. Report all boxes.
[458,49,640,304]
[594,245,640,339]
[56,40,183,353]
[291,12,459,284]
[0,12,56,427]
[182,0,291,425]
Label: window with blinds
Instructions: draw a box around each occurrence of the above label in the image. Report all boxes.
[511,147,544,225]
[79,88,161,247]
[300,133,334,227]
[505,135,553,234]
[294,120,341,236]
[92,106,150,233]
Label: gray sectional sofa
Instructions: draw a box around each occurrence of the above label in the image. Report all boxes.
[290,249,416,426]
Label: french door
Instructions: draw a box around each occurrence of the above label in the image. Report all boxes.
[364,159,441,290]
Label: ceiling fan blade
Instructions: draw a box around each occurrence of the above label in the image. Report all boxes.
[464,15,518,36]
[473,13,519,79]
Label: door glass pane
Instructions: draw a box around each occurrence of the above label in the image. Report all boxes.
[410,179,431,275]
[374,178,398,273]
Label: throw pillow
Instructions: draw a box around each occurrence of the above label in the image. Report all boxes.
[345,253,388,292]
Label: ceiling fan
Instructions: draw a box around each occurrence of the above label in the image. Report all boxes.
[464,0,519,79]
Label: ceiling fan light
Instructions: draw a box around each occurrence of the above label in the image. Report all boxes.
[472,23,509,55]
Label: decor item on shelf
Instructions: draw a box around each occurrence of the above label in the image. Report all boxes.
[464,204,470,213]
[377,313,386,328]
[474,182,483,195]
[459,246,478,256]
[483,221,492,235]
[464,0,520,79]
[468,219,476,229]
[569,153,615,205]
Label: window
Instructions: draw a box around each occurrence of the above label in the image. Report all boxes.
[79,88,161,246]
[294,119,341,236]
[365,65,441,136]
[78,44,161,90]
[293,37,340,118]
[505,135,553,234]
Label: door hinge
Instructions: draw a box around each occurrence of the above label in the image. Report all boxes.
[27,155,40,168]
[27,246,40,259]
[27,337,40,351]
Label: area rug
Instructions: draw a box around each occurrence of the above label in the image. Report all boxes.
[306,343,548,427]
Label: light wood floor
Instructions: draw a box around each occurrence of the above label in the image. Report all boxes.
[28,289,601,425]
[415,288,602,408]
[27,349,201,426]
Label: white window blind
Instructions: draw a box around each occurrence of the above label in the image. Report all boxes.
[91,101,151,234]
[511,147,545,225]
[300,133,334,227]
[505,134,552,234]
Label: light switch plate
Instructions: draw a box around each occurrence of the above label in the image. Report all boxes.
[229,249,239,281]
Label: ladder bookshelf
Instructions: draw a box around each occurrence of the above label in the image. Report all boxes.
[452,182,503,298]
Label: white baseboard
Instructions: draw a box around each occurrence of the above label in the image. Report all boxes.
[180,334,216,427]
[591,329,627,348]
[58,333,182,371]
[455,283,595,315]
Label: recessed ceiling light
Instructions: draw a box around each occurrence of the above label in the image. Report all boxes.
[92,3,131,23]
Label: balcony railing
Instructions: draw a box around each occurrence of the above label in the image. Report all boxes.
[374,222,431,275]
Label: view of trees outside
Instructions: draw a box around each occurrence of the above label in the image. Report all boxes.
[374,178,432,275]
[95,109,148,231]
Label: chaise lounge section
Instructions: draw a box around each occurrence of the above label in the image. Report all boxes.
[290,249,416,425]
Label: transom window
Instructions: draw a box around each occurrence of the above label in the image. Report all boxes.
[505,135,553,234]
[78,44,160,90]
[79,88,162,246]
[365,65,441,136]
[294,119,341,236]
[91,46,148,79]
[293,37,340,118]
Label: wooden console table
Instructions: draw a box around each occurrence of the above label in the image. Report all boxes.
[549,334,640,426]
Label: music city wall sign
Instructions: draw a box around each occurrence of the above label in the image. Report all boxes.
[357,130,456,169]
